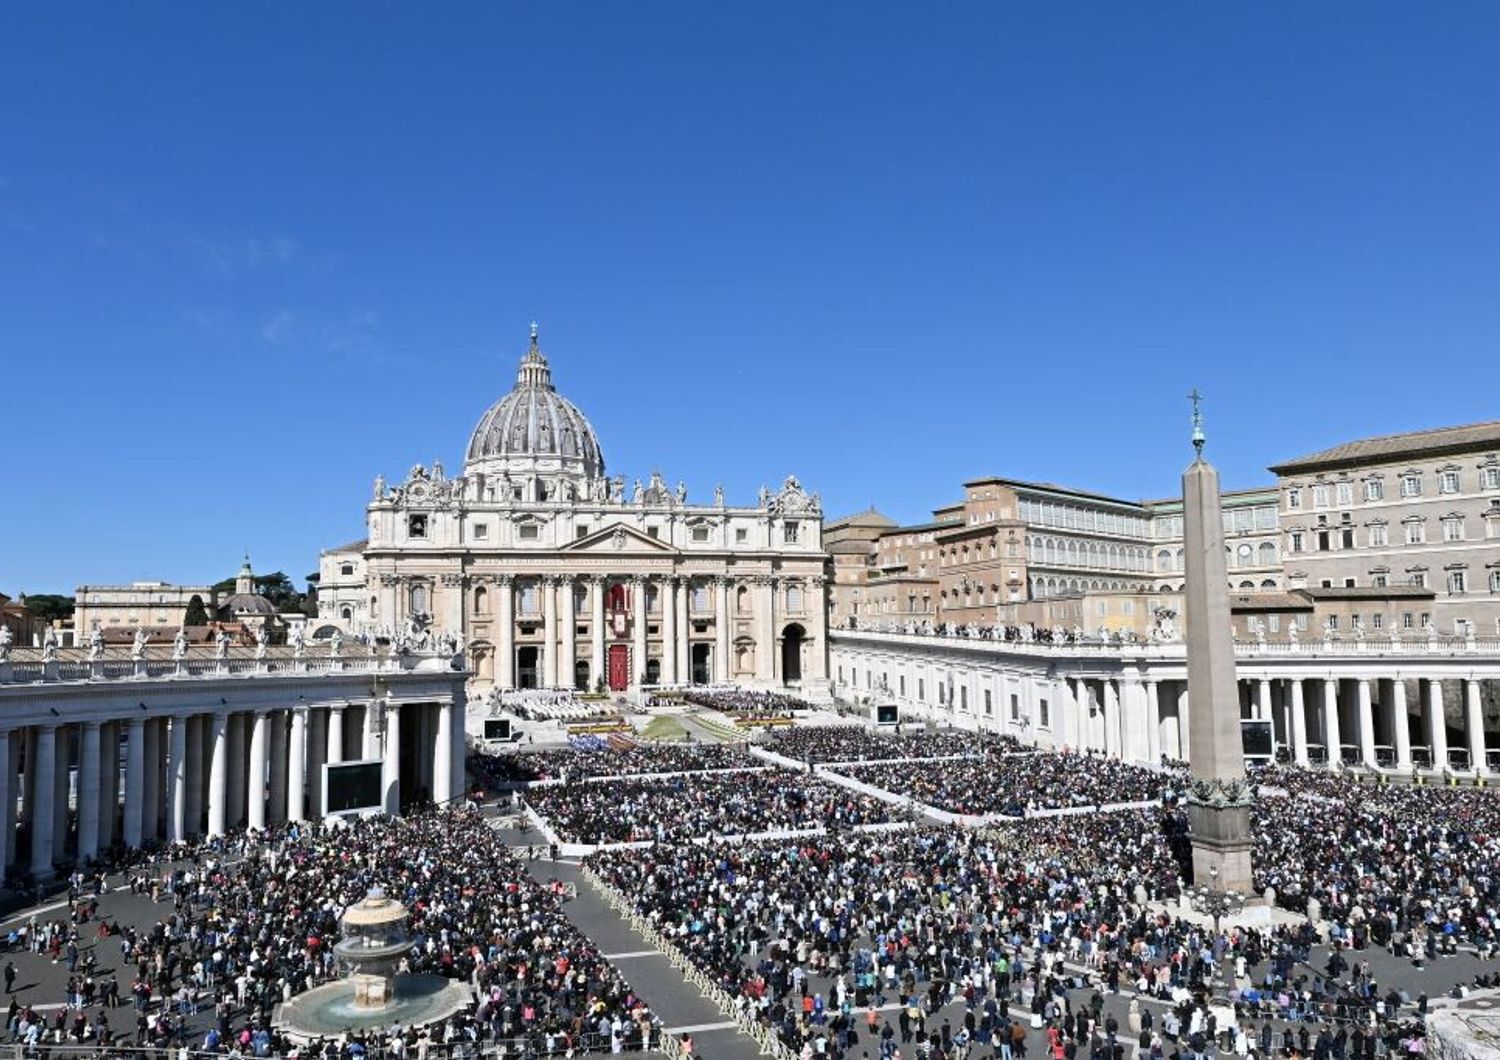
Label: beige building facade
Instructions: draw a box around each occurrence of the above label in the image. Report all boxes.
[1271,421,1500,638]
[74,582,216,637]
[319,329,831,697]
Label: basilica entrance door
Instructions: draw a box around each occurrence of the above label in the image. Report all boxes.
[608,644,630,691]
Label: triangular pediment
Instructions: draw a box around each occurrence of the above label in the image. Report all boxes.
[558,522,679,555]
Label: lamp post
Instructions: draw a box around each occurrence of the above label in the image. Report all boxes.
[1187,864,1246,1002]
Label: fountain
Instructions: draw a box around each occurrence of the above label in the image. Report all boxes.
[274,887,470,1041]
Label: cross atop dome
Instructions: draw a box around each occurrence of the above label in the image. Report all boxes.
[516,323,553,389]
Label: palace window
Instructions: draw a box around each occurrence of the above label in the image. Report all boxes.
[1402,612,1414,629]
[1485,467,1500,490]
[1410,572,1427,589]
[1372,613,1384,629]
[1287,487,1302,509]
[1401,474,1422,498]
[1364,479,1384,502]
[473,522,489,540]
[1289,532,1304,554]
[1490,570,1500,593]
[984,689,992,716]
[1313,484,1330,507]
[1488,512,1500,539]
[1368,524,1388,548]
[409,584,429,614]
[340,563,355,576]
[1441,470,1461,494]
[519,582,539,614]
[691,526,710,543]
[786,584,804,612]
[1449,571,1468,594]
[735,527,748,543]
[1372,573,1388,588]
[1336,482,1354,505]
[692,583,710,612]
[1404,520,1425,545]
[473,586,488,614]
[1444,515,1466,542]
[518,524,539,541]
[783,522,800,544]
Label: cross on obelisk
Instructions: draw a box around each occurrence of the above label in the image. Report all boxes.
[1181,391,1255,891]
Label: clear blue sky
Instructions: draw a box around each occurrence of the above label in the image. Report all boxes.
[5,4,1499,594]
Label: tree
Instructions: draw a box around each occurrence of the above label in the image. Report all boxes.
[302,573,320,617]
[183,595,210,627]
[16,594,73,623]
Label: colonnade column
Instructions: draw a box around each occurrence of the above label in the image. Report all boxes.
[142,719,162,841]
[30,726,56,877]
[1357,679,1377,768]
[1144,679,1161,765]
[287,708,307,822]
[268,712,288,826]
[123,718,145,848]
[542,577,558,689]
[714,577,731,683]
[226,714,246,828]
[1290,678,1309,767]
[77,723,101,861]
[247,711,268,830]
[97,724,118,850]
[661,576,678,685]
[1323,678,1342,768]
[207,712,228,836]
[559,576,577,692]
[434,701,453,806]
[631,576,647,686]
[497,575,515,690]
[590,577,606,692]
[165,716,187,843]
[676,578,691,684]
[1391,679,1412,772]
[1176,683,1190,761]
[0,732,11,871]
[1102,679,1121,758]
[327,706,344,766]
[1467,679,1486,774]
[1258,679,1273,724]
[383,703,401,815]
[1427,679,1449,771]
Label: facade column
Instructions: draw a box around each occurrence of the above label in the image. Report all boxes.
[497,575,515,690]
[541,576,558,688]
[226,714,246,828]
[1258,678,1273,724]
[676,577,691,684]
[1102,679,1121,758]
[1391,678,1412,772]
[715,577,731,683]
[1357,679,1377,768]
[757,576,777,683]
[362,702,380,759]
[123,717,145,848]
[268,712,288,826]
[0,731,12,871]
[590,576,606,693]
[434,700,453,805]
[661,576,678,685]
[165,716,187,843]
[96,724,118,851]
[1290,678,1309,767]
[327,707,345,765]
[73,723,100,861]
[307,709,328,816]
[52,732,69,865]
[1119,677,1143,760]
[559,576,577,691]
[207,712,228,837]
[287,708,307,822]
[1176,683,1190,761]
[247,711,268,830]
[1467,679,1487,774]
[383,703,401,815]
[1144,679,1161,765]
[1428,679,1450,771]
[1323,678,1342,768]
[631,576,647,686]
[143,719,162,842]
[30,726,57,877]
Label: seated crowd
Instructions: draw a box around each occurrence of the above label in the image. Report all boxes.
[681,688,815,716]
[768,724,1022,764]
[525,771,896,844]
[834,750,1181,815]
[471,740,761,786]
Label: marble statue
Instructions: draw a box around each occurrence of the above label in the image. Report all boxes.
[41,627,58,663]
[214,629,231,659]
[610,477,625,504]
[1424,617,1439,641]
[1352,618,1366,640]
[87,627,105,662]
[758,485,771,507]
[714,483,725,506]
[632,479,644,505]
[0,625,11,662]
[373,474,386,500]
[329,629,343,657]
[1389,624,1402,645]
[254,629,268,661]
[676,480,687,504]
[131,628,150,660]
[291,624,306,656]
[172,628,189,660]
[1287,621,1299,645]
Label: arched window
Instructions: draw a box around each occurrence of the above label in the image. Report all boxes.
[1258,541,1277,565]
[786,584,804,612]
[409,584,429,614]
[340,607,352,621]
[473,586,488,614]
[736,585,750,614]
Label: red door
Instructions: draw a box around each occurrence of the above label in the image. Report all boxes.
[608,644,630,691]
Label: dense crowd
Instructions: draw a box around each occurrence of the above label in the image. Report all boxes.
[470,740,762,787]
[525,771,897,844]
[9,810,657,1056]
[1251,766,1500,957]
[767,725,1021,764]
[681,688,815,716]
[834,750,1182,815]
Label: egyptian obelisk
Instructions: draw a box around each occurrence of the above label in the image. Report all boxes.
[1182,392,1254,892]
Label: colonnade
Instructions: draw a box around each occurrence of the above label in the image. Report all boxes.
[0,697,463,879]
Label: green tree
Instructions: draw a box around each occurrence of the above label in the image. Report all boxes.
[183,595,210,627]
[16,594,74,623]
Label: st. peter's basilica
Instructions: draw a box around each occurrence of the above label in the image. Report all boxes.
[315,327,830,698]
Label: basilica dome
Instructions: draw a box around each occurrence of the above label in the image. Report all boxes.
[464,328,605,482]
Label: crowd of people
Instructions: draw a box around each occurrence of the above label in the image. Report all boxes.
[834,750,1182,815]
[767,725,1021,764]
[681,688,815,716]
[7,809,658,1056]
[470,739,762,787]
[525,771,897,844]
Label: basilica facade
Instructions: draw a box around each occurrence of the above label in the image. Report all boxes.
[317,329,830,697]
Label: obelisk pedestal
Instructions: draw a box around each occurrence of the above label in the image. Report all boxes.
[1181,423,1255,893]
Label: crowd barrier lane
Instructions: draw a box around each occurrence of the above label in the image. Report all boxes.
[579,765,776,784]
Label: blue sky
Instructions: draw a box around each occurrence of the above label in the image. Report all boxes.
[4,3,1499,593]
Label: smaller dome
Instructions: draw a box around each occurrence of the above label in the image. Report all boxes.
[219,593,277,617]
